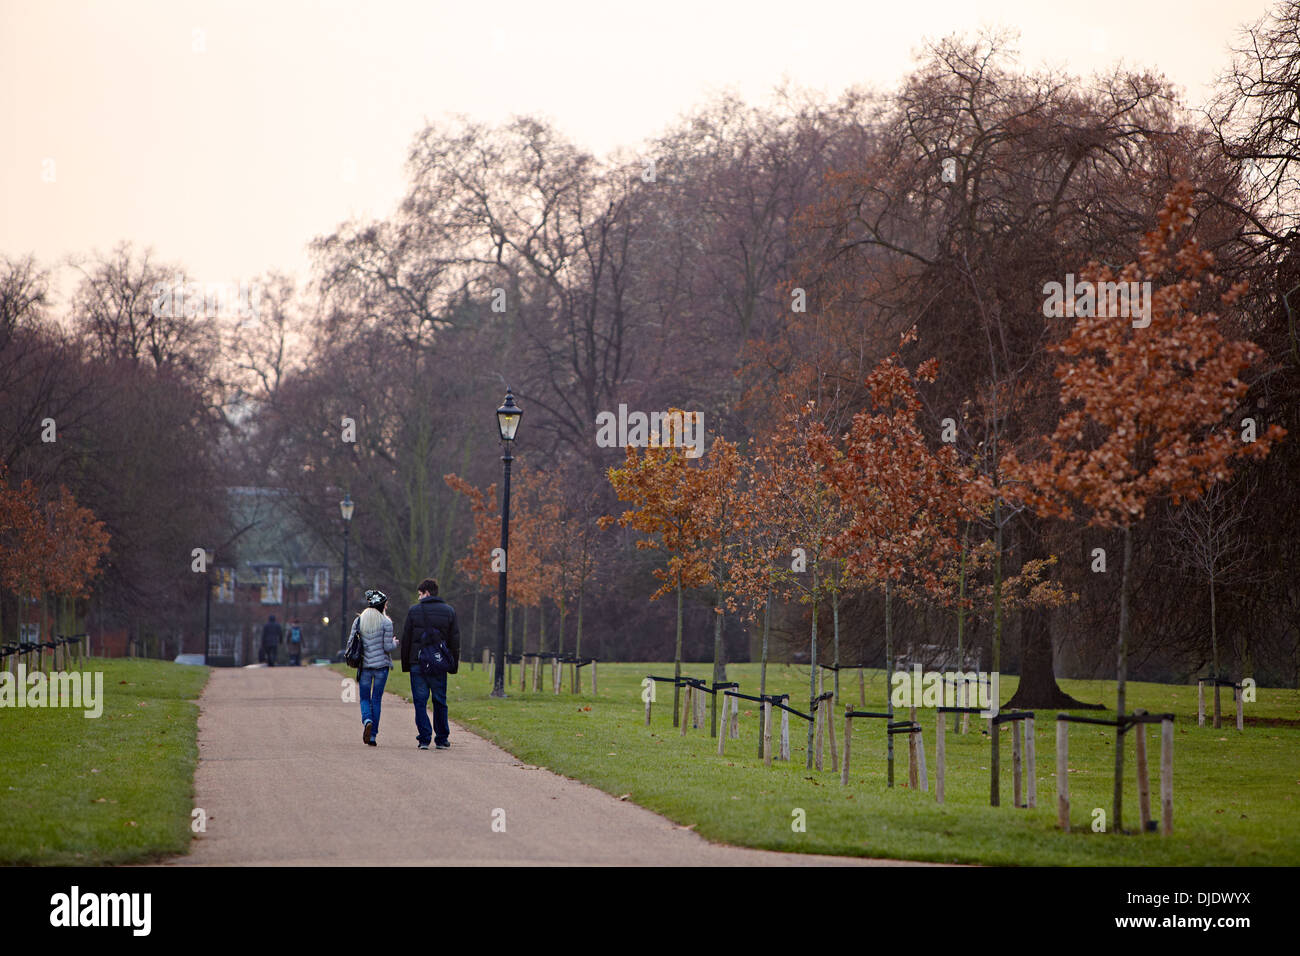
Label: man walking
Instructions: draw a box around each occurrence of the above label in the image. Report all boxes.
[261,614,282,667]
[287,620,303,666]
[400,578,460,750]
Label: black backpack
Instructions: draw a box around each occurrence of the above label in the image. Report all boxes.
[416,626,453,677]
[343,618,364,668]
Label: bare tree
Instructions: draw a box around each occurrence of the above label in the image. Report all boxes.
[1168,476,1257,726]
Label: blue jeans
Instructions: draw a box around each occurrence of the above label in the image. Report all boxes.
[410,669,449,747]
[358,667,389,738]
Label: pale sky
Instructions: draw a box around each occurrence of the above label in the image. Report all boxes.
[0,0,1273,306]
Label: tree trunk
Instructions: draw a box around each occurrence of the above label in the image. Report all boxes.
[557,599,566,660]
[1005,519,1099,709]
[885,578,894,786]
[991,502,1003,806]
[1211,574,1221,729]
[806,570,819,770]
[673,574,683,728]
[574,585,585,692]
[759,587,770,759]
[954,528,967,732]
[1113,523,1132,833]
[832,588,841,707]
[470,587,480,665]
[712,597,726,686]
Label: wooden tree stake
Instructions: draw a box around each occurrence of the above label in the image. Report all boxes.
[827,699,838,773]
[907,708,918,789]
[1160,718,1174,835]
[1134,719,1152,832]
[763,701,773,766]
[1011,719,1022,808]
[814,699,825,771]
[1057,720,1069,831]
[1025,716,1036,809]
[936,711,946,804]
[841,714,853,786]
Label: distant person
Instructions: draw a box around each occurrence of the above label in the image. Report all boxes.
[261,615,282,667]
[287,621,304,666]
[400,578,460,750]
[351,590,396,746]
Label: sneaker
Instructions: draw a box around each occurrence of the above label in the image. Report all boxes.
[417,742,430,750]
[362,721,373,745]
[435,742,450,750]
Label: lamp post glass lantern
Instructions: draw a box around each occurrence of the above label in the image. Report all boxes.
[492,390,522,697]
[339,494,353,653]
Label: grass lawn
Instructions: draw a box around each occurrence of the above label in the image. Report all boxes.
[352,659,1300,865]
[0,658,208,865]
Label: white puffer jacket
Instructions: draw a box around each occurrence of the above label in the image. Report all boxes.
[351,614,395,669]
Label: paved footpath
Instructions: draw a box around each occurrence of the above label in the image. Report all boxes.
[171,666,933,866]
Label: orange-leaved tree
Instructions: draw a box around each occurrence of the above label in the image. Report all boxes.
[444,473,497,662]
[0,470,109,646]
[603,432,709,727]
[682,436,747,734]
[1005,182,1285,831]
[809,346,990,783]
[753,404,853,766]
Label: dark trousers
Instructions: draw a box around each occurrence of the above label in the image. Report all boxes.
[410,669,449,746]
[263,644,277,666]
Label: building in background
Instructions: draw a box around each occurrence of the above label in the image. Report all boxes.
[204,487,345,665]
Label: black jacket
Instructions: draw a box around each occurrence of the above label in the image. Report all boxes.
[400,595,460,674]
[261,620,282,647]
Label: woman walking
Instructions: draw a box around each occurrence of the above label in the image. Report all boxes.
[352,589,397,746]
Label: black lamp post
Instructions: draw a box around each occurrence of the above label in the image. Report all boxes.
[339,493,354,652]
[202,548,214,666]
[491,389,522,698]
